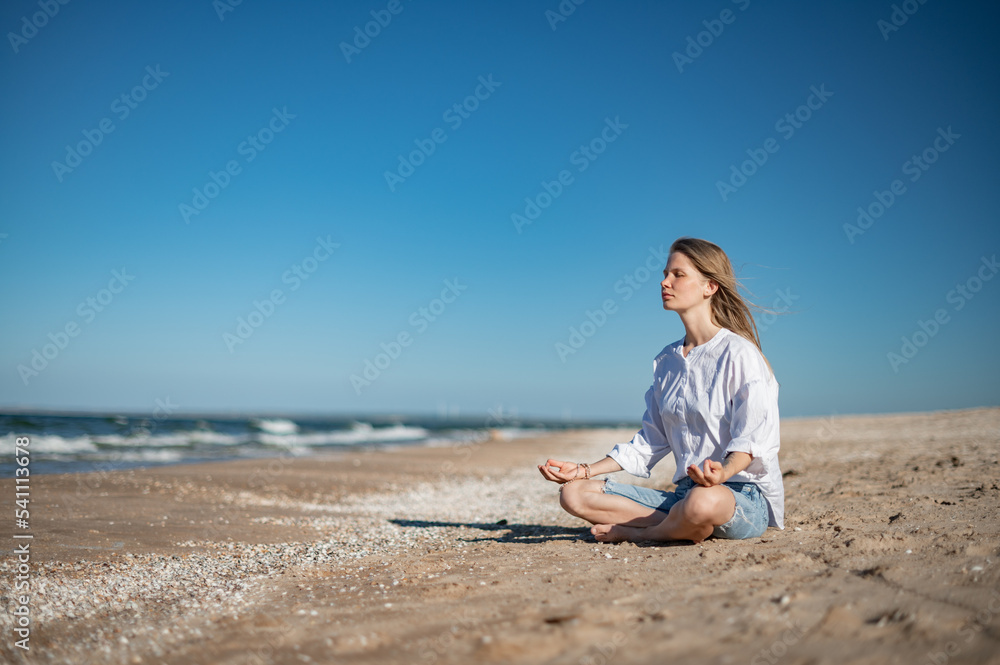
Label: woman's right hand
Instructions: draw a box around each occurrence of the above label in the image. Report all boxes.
[537,459,580,484]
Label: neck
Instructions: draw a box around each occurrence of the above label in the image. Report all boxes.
[678,308,721,347]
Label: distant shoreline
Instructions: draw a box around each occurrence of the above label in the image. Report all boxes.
[2,403,996,423]
[0,407,639,430]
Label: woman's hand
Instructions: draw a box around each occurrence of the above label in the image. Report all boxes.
[687,459,725,487]
[687,452,752,487]
[538,459,581,484]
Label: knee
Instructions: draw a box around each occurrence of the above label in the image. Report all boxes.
[559,481,586,516]
[559,483,583,515]
[680,487,729,526]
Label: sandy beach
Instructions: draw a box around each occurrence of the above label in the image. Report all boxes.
[2,407,999,664]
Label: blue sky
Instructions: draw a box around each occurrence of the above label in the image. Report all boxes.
[1,0,998,421]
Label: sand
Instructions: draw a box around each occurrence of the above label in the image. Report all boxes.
[1,407,999,664]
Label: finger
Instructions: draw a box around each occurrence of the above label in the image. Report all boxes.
[542,468,561,482]
[693,466,712,486]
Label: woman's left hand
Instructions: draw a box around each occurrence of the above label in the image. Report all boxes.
[687,459,725,487]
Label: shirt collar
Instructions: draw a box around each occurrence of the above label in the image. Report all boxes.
[677,327,730,359]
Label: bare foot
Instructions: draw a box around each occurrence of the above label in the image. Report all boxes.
[591,523,633,543]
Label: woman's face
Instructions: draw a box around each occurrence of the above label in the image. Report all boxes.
[661,252,715,312]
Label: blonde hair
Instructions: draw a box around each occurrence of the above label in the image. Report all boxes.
[669,237,772,373]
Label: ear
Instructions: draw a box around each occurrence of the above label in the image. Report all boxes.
[704,280,719,298]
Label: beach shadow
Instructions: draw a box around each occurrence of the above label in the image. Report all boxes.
[389,519,590,544]
[390,519,703,548]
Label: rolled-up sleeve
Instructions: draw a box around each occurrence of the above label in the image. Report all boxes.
[609,383,672,478]
[725,378,779,463]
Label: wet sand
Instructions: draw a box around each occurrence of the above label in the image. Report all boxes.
[1,407,999,664]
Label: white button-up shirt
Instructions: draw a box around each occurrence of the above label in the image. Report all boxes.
[609,327,784,529]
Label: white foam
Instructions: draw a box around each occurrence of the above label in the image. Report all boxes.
[256,424,429,447]
[250,418,299,435]
[489,427,549,440]
[185,430,248,446]
[0,432,98,455]
[92,433,192,447]
[113,449,187,464]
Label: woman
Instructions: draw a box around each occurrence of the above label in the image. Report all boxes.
[539,237,783,543]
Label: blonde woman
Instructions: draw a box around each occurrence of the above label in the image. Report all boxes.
[539,237,784,543]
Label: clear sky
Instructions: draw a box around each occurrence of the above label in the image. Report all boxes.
[1,0,998,421]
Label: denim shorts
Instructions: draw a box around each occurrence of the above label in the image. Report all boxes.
[602,475,769,540]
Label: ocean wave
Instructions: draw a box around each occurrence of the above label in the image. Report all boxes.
[1,424,433,457]
[256,423,429,447]
[0,412,573,475]
[0,432,98,455]
[250,418,299,435]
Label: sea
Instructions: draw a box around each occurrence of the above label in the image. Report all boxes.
[0,411,633,476]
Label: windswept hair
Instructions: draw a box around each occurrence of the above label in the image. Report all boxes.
[670,237,772,373]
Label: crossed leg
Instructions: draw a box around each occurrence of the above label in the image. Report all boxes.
[559,479,669,527]
[560,480,736,544]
